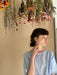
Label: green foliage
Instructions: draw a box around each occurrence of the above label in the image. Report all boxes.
[34,0,43,14]
[43,0,52,15]
[26,0,33,8]
[18,0,24,13]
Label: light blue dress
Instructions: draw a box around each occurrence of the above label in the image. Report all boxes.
[24,50,57,75]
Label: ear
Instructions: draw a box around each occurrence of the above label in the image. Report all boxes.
[34,37,38,42]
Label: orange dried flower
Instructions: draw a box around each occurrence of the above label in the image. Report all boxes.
[0,1,2,6]
[0,7,4,10]
[4,1,8,7]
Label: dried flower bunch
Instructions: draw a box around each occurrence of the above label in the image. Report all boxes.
[18,0,56,23]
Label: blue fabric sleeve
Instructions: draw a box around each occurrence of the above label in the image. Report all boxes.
[23,53,29,75]
[50,51,57,74]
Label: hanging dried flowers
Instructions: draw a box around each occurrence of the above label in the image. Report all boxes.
[4,0,18,32]
[18,0,56,24]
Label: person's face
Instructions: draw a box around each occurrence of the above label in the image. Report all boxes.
[34,35,48,47]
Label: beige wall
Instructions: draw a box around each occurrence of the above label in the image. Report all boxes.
[0,1,55,75]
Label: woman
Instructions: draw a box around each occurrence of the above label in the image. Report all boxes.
[24,28,57,75]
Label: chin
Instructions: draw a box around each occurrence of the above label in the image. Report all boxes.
[44,44,47,46]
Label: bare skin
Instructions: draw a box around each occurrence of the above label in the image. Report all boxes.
[51,74,55,75]
[27,35,55,75]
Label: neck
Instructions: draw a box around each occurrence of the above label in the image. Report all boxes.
[39,45,43,49]
[38,46,45,51]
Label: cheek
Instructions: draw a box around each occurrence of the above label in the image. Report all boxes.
[38,38,47,44]
[41,39,46,44]
[38,39,44,44]
[38,39,47,45]
[44,40,48,45]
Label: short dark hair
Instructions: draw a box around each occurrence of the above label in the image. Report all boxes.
[30,28,49,47]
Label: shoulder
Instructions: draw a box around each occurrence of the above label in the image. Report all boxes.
[47,50,53,53]
[24,51,31,63]
[47,50,54,57]
[48,50,54,54]
[24,51,31,56]
[24,51,31,58]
